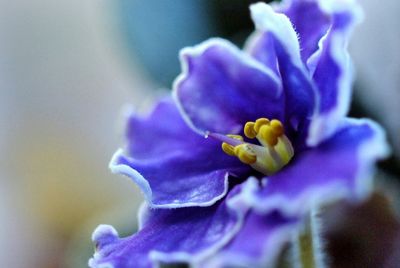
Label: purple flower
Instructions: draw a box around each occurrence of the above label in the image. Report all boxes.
[90,1,389,267]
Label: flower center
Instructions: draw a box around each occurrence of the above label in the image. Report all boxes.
[208,118,294,176]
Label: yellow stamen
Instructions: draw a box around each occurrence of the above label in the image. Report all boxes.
[270,119,284,136]
[222,134,244,156]
[234,144,257,164]
[219,118,294,176]
[254,118,270,132]
[259,124,278,146]
[222,143,235,156]
[244,122,257,139]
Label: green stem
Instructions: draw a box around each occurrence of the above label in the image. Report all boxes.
[294,208,324,268]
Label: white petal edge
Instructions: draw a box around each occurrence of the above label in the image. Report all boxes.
[248,118,390,217]
[249,2,302,68]
[317,0,364,15]
[147,178,259,268]
[203,223,299,268]
[88,179,260,268]
[89,225,119,268]
[137,201,150,230]
[172,37,282,136]
[306,0,363,146]
[306,32,354,146]
[248,2,321,134]
[109,148,231,209]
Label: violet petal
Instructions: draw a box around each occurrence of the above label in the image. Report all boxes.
[249,118,390,216]
[278,0,331,63]
[307,0,363,145]
[249,3,317,147]
[111,97,249,208]
[174,38,284,135]
[89,180,254,268]
[203,211,299,268]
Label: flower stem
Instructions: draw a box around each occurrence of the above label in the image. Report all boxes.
[294,208,325,268]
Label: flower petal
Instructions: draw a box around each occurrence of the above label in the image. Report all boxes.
[278,0,331,63]
[249,118,390,216]
[203,211,299,268]
[248,3,317,147]
[89,181,252,268]
[173,38,284,135]
[111,97,249,208]
[307,0,363,145]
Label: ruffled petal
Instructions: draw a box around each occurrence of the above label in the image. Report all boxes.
[173,38,284,135]
[203,211,299,268]
[89,181,252,268]
[248,118,390,216]
[111,97,249,208]
[307,0,363,145]
[248,3,317,147]
[278,0,331,63]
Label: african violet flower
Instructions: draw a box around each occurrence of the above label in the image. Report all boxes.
[90,1,389,267]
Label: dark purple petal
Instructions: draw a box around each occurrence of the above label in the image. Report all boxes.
[248,118,390,216]
[248,3,317,148]
[89,181,254,268]
[174,38,284,135]
[204,211,299,267]
[307,1,363,145]
[111,97,249,208]
[278,0,331,63]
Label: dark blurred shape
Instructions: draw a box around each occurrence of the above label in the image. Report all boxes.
[210,0,270,45]
[385,233,400,267]
[159,263,189,268]
[322,193,400,268]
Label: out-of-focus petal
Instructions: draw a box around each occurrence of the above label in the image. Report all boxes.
[248,3,317,147]
[307,0,363,145]
[203,211,299,268]
[111,98,249,208]
[89,180,254,268]
[249,118,390,216]
[174,38,284,135]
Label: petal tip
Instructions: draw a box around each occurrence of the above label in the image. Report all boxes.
[88,258,114,268]
[108,149,154,205]
[92,224,119,247]
[250,2,274,31]
[316,0,364,26]
[364,119,391,158]
[249,1,301,65]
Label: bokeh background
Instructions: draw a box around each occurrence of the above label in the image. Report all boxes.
[1,0,399,267]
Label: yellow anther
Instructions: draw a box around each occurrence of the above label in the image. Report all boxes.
[244,122,257,139]
[260,125,278,146]
[221,134,243,156]
[234,144,257,164]
[254,118,270,133]
[270,119,284,136]
[222,143,236,156]
[227,134,244,141]
[216,117,293,176]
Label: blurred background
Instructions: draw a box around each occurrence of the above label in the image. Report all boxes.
[0,0,399,267]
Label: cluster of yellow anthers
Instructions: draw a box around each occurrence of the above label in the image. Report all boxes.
[221,118,294,176]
